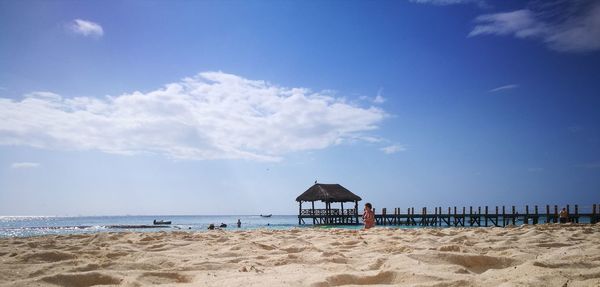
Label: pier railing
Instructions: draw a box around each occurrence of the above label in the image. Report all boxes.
[297,203,600,226]
[298,208,359,224]
[300,209,357,216]
[368,204,600,227]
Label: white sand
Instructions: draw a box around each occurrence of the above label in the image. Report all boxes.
[1,224,599,286]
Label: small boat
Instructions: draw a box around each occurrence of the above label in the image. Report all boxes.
[260,214,272,218]
[153,220,171,225]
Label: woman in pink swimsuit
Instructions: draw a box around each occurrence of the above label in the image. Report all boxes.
[363,203,375,229]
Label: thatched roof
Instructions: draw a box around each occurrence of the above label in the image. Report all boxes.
[296,183,362,202]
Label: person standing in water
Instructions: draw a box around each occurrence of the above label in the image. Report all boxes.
[363,203,375,229]
[237,219,241,228]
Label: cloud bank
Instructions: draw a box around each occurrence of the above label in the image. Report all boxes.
[0,72,386,161]
[69,19,104,37]
[11,162,40,169]
[469,2,600,53]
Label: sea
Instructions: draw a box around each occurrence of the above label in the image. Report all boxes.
[0,215,344,238]
[1,214,590,238]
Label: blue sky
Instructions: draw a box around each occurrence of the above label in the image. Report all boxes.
[1,0,599,215]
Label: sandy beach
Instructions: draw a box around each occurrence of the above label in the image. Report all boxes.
[1,224,599,287]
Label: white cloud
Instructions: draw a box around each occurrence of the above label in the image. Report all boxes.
[410,0,486,6]
[489,84,518,93]
[373,95,385,104]
[11,162,40,169]
[469,2,600,52]
[0,72,387,161]
[359,89,386,105]
[470,10,545,38]
[69,19,104,37]
[380,144,406,154]
[374,88,386,104]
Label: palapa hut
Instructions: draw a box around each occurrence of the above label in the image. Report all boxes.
[296,183,362,225]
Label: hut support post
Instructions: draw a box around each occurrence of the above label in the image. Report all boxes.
[312,201,316,225]
[341,202,344,224]
[326,202,330,224]
[354,201,358,224]
[299,201,302,225]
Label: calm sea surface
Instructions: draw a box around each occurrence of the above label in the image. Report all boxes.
[1,214,590,238]
[0,215,355,238]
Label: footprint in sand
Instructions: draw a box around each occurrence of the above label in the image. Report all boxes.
[408,253,519,274]
[138,272,192,285]
[282,246,306,253]
[253,242,276,250]
[321,251,343,257]
[342,240,360,246]
[312,270,397,286]
[105,251,129,259]
[364,257,386,271]
[535,242,572,248]
[438,245,462,252]
[20,251,77,263]
[319,256,348,264]
[211,251,242,258]
[533,261,599,269]
[71,263,101,272]
[41,272,122,287]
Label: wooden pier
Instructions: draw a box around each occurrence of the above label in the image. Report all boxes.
[370,204,600,227]
[295,183,599,227]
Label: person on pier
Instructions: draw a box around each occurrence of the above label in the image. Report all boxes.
[363,203,375,229]
[559,208,568,223]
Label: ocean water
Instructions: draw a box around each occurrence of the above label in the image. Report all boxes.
[0,215,309,238]
[1,214,592,238]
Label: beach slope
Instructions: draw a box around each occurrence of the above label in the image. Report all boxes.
[1,224,599,286]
